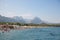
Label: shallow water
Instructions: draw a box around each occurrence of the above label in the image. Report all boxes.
[0,27,60,40]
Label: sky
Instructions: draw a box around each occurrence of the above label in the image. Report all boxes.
[0,0,60,23]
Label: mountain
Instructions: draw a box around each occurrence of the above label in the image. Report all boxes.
[0,15,44,24]
[31,17,43,24]
[13,16,25,23]
[0,15,25,23]
[0,15,16,22]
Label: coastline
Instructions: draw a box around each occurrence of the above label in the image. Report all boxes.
[0,24,59,32]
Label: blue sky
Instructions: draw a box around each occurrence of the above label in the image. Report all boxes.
[0,0,60,23]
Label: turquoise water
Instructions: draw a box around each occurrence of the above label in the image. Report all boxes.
[0,27,60,40]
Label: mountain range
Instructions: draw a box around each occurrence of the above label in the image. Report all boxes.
[0,15,44,24]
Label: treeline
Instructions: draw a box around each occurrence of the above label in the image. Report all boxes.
[0,22,60,27]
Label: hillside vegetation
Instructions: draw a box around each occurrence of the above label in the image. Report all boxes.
[0,22,60,27]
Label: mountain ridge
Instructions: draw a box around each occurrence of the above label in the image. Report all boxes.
[0,15,44,24]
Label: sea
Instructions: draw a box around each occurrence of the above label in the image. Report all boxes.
[0,27,60,40]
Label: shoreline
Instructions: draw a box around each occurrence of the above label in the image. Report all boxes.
[0,24,60,32]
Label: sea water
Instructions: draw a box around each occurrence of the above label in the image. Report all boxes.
[0,27,60,40]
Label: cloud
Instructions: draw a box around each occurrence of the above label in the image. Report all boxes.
[49,19,60,23]
[0,10,17,17]
[0,10,34,19]
[20,13,34,19]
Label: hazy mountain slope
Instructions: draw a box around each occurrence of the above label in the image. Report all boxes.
[0,15,25,23]
[0,15,16,22]
[31,17,43,24]
[13,16,25,23]
[0,15,44,24]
